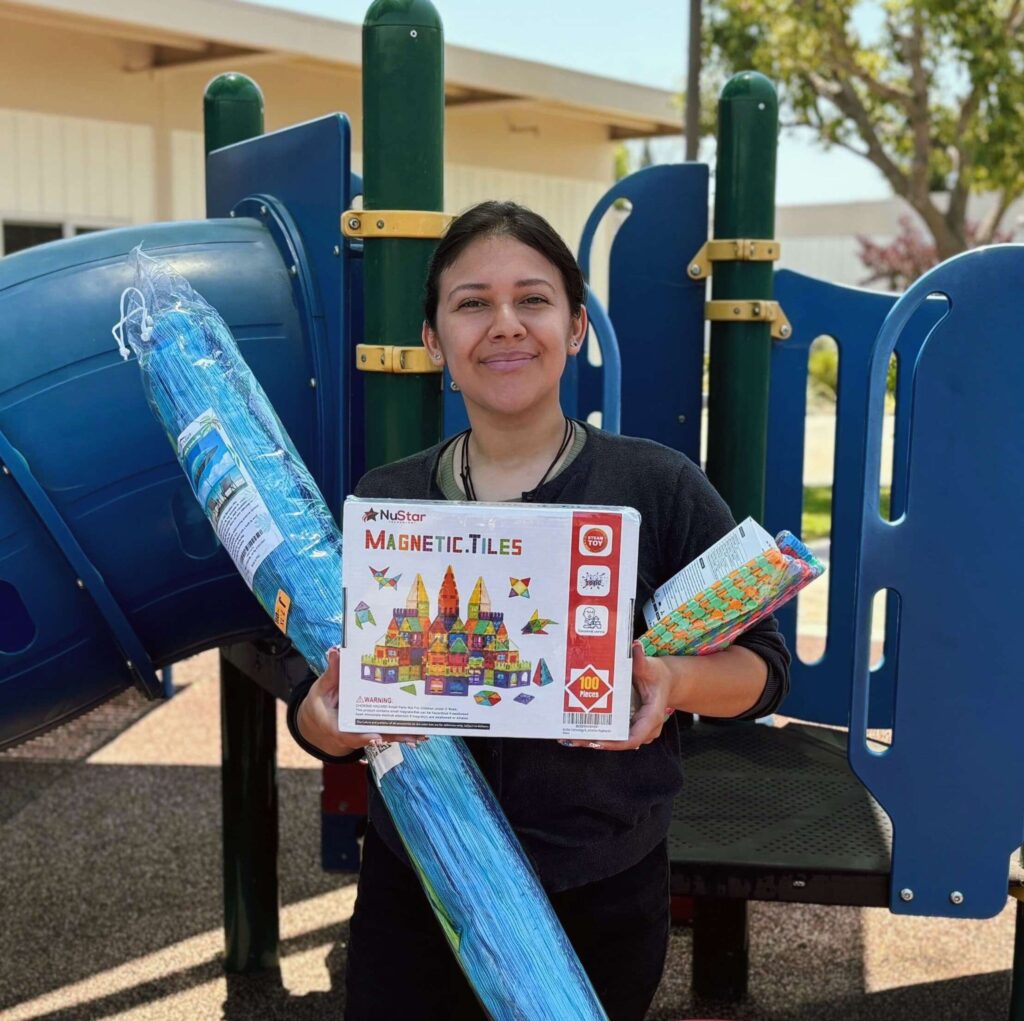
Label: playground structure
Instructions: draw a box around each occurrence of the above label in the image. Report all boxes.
[1,0,1024,1015]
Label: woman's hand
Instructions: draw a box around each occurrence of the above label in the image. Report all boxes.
[296,647,427,756]
[560,641,679,752]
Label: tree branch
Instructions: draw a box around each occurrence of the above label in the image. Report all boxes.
[949,1,1023,235]
[976,187,1020,244]
[807,70,910,196]
[824,20,913,111]
[905,7,932,206]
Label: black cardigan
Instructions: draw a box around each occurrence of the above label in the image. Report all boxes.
[288,423,790,891]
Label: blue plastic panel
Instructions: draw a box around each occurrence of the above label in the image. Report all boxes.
[578,164,708,460]
[845,244,1024,917]
[766,270,943,726]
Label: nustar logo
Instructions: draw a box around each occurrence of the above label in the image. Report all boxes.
[365,506,427,523]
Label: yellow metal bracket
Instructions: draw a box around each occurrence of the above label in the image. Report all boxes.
[687,238,781,280]
[705,299,792,340]
[355,344,441,374]
[342,210,453,239]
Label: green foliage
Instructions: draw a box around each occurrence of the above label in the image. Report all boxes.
[807,337,838,400]
[807,336,896,404]
[705,0,1024,259]
[613,143,630,182]
[803,484,892,540]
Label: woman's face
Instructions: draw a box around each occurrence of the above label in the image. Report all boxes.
[423,234,587,421]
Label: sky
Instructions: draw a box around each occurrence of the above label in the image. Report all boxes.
[245,0,893,207]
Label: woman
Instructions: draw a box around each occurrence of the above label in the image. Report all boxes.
[289,201,790,1020]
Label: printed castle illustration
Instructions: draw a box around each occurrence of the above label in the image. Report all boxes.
[361,568,532,696]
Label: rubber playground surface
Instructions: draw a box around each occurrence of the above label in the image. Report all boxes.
[0,645,1017,1021]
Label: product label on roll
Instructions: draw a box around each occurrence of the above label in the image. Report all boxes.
[365,741,404,785]
[274,590,291,633]
[178,409,283,587]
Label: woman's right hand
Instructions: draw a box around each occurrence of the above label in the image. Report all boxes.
[295,647,426,756]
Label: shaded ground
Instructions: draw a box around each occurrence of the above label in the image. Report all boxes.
[1,651,1016,1021]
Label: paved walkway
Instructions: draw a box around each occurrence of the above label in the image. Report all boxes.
[0,650,1017,1021]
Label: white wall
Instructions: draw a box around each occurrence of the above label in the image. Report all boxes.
[0,108,156,227]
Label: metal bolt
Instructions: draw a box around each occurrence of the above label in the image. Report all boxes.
[309,378,317,388]
[688,264,701,277]
[677,414,686,424]
[333,245,341,256]
[950,891,964,905]
[75,578,85,590]
[899,888,914,902]
[410,28,418,37]
[360,353,367,363]
[289,265,298,276]
[733,305,741,315]
[376,219,385,230]
[259,204,268,216]
[779,324,791,338]
[348,217,361,230]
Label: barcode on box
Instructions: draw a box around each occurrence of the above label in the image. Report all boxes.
[563,712,603,726]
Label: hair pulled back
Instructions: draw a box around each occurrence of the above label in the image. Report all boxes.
[423,201,586,329]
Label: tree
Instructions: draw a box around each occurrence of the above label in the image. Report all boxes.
[856,214,1013,290]
[705,0,1024,260]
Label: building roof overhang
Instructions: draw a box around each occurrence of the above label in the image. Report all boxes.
[0,0,681,139]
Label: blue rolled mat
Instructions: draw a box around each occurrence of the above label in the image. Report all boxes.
[114,247,607,1021]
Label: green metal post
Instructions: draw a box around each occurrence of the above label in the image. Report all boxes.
[204,72,265,154]
[704,71,779,522]
[362,0,445,468]
[694,71,778,1003]
[203,73,279,975]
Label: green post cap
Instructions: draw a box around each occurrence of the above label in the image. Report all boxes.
[203,73,264,156]
[364,0,443,30]
[720,71,778,108]
[204,72,264,105]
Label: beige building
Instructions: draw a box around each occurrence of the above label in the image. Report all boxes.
[778,194,1024,288]
[0,0,679,267]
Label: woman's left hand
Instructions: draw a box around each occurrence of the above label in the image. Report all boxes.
[559,641,679,752]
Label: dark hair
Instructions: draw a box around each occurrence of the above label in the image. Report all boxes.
[423,201,586,329]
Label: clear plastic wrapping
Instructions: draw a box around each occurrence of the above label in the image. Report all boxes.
[113,248,342,672]
[639,530,824,657]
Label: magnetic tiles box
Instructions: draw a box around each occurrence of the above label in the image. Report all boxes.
[340,497,641,739]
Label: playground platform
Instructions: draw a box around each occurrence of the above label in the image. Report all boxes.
[0,648,1016,1021]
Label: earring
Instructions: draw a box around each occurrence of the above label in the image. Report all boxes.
[432,351,442,361]
[449,379,460,392]
[570,339,580,348]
